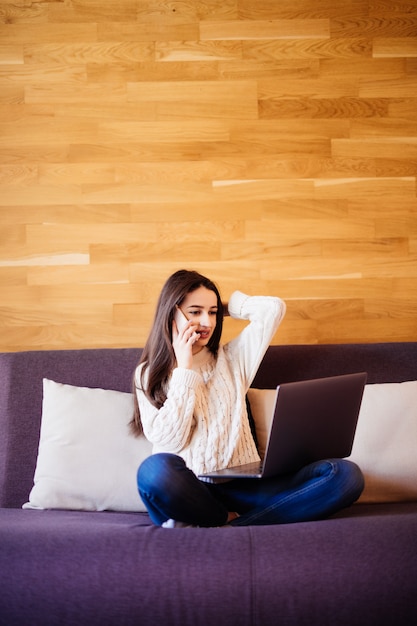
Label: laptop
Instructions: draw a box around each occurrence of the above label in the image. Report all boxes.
[199,372,367,479]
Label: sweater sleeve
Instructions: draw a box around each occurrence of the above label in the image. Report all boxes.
[135,365,202,453]
[225,290,286,389]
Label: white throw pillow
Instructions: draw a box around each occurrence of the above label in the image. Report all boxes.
[348,380,417,503]
[247,381,417,504]
[23,379,152,512]
[247,388,277,458]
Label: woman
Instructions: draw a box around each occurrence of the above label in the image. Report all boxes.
[132,269,364,527]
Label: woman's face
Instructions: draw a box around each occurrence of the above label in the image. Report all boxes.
[180,286,218,352]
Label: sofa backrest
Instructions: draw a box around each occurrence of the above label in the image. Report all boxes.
[251,342,417,388]
[0,348,142,509]
[1,342,417,508]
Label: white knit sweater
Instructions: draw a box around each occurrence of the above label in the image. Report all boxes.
[135,291,286,476]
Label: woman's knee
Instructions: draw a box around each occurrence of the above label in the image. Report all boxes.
[137,453,185,493]
[335,459,365,503]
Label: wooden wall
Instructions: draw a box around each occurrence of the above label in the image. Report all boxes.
[1,0,416,351]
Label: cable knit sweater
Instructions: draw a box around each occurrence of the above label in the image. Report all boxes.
[135,291,286,477]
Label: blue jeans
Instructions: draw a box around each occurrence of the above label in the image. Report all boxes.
[137,453,364,527]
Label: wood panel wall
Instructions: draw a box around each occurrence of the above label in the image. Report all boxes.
[1,0,417,351]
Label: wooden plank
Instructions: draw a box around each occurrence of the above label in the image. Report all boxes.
[320,57,405,75]
[25,83,128,104]
[0,267,27,286]
[115,160,248,184]
[258,76,359,98]
[313,176,416,197]
[0,164,38,185]
[350,117,417,137]
[96,22,199,42]
[37,164,115,185]
[48,0,140,23]
[0,304,112,327]
[0,45,24,65]
[262,198,349,218]
[321,237,409,257]
[0,144,70,164]
[359,76,417,97]
[330,17,417,38]
[90,241,222,263]
[250,213,376,243]
[242,38,372,60]
[394,278,417,298]
[0,118,97,145]
[0,84,24,104]
[88,60,220,81]
[260,97,390,119]
[347,197,417,218]
[200,19,330,41]
[0,323,141,351]
[130,200,261,221]
[155,41,243,62]
[373,37,417,58]
[285,298,365,321]
[332,138,417,159]
[137,0,238,21]
[0,205,130,224]
[24,42,155,64]
[231,118,350,143]
[81,182,213,204]
[0,24,97,44]
[221,239,322,261]
[218,59,319,80]
[376,218,417,238]
[362,255,417,278]
[213,178,313,202]
[127,79,259,119]
[242,156,417,178]
[128,261,263,286]
[26,223,158,245]
[266,278,394,299]
[0,63,87,83]
[66,142,203,163]
[27,263,130,286]
[51,102,157,122]
[0,247,90,266]
[0,185,83,206]
[238,0,368,20]
[97,120,230,143]
[369,1,417,17]
[389,98,417,119]
[364,297,417,319]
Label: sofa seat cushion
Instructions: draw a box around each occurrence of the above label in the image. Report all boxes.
[1,504,417,626]
[0,508,254,626]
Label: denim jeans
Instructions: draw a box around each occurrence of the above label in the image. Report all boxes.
[137,453,365,527]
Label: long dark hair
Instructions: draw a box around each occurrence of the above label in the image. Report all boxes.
[131,270,224,435]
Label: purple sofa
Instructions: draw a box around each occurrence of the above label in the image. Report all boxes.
[1,343,417,626]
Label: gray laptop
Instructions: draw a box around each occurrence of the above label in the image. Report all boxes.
[199,372,367,479]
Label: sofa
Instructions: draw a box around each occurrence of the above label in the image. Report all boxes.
[1,342,417,626]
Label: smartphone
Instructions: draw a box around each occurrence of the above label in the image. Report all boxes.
[174,306,189,332]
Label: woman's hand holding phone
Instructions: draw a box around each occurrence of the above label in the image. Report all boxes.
[172,306,200,369]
